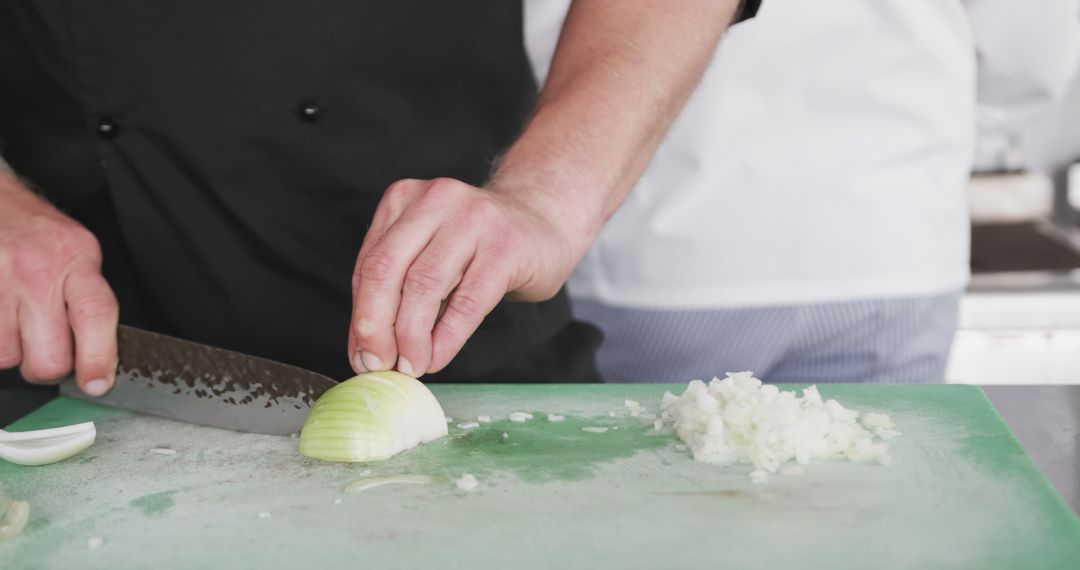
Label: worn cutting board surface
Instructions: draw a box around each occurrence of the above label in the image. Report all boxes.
[1,384,1078,569]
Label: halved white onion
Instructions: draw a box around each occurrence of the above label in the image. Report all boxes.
[299,371,448,462]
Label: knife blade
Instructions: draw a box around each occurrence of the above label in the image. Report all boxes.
[60,325,337,436]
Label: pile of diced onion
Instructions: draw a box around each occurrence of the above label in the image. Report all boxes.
[658,372,900,479]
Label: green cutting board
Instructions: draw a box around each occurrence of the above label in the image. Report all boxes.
[1,384,1077,569]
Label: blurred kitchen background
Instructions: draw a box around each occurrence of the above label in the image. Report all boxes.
[951,53,1080,385]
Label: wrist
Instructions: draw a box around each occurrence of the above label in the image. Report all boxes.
[486,138,615,263]
[487,169,604,267]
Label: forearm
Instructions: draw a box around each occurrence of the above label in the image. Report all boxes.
[490,0,737,253]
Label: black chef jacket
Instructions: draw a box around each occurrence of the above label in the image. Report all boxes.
[0,1,602,382]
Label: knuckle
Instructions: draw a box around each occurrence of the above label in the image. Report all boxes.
[393,322,415,345]
[445,289,485,322]
[387,178,408,189]
[384,179,418,205]
[57,224,101,256]
[428,177,464,195]
[394,321,427,352]
[419,178,469,210]
[464,196,501,223]
[352,316,377,341]
[7,223,101,283]
[0,350,20,369]
[402,262,445,299]
[77,352,113,371]
[23,359,71,382]
[481,233,514,262]
[69,293,118,325]
[352,313,382,341]
[358,249,398,284]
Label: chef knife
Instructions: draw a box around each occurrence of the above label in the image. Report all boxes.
[59,325,338,436]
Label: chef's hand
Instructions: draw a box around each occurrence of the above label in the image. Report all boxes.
[347,0,734,377]
[348,177,579,377]
[0,169,119,395]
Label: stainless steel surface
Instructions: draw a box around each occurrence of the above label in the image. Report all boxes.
[967,269,1080,293]
[983,385,1080,516]
[58,326,337,436]
[947,285,1080,384]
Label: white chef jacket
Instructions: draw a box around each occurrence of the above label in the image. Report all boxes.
[967,0,1080,170]
[527,0,978,309]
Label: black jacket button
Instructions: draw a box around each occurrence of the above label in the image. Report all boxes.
[296,101,323,122]
[96,117,121,139]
